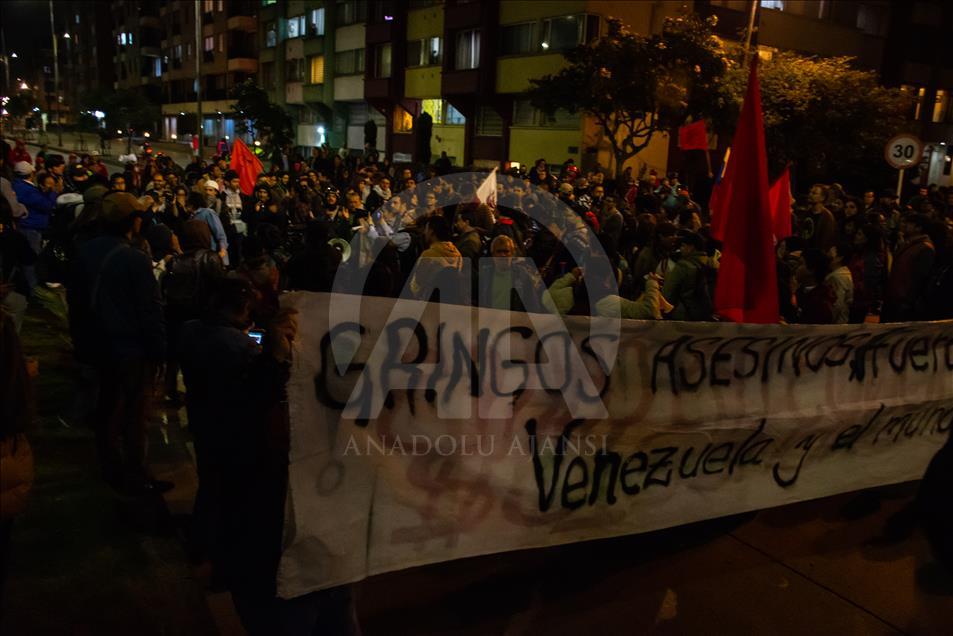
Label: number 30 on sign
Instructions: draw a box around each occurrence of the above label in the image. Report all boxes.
[884,134,923,170]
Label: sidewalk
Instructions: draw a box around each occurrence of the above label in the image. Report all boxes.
[21,131,199,168]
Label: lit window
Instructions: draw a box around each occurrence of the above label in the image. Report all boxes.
[933,90,950,124]
[445,104,465,125]
[204,0,214,12]
[422,99,444,124]
[216,0,224,11]
[310,56,325,84]
[265,22,277,47]
[310,8,325,36]
[154,58,162,78]
[288,15,305,39]
[394,106,413,133]
[760,0,784,9]
[204,36,214,52]
[455,29,480,70]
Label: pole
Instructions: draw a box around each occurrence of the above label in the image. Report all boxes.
[49,0,62,147]
[742,0,758,67]
[1,27,8,138]
[1,27,9,96]
[194,0,203,159]
[896,168,904,200]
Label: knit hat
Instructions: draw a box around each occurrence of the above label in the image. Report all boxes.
[204,180,219,191]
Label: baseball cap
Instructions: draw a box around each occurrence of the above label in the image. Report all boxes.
[100,192,147,223]
[14,161,33,176]
[204,180,220,191]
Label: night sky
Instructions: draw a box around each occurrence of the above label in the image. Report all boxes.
[1,0,62,87]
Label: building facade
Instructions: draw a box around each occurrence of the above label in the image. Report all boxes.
[158,0,259,147]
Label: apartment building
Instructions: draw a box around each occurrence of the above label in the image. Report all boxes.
[158,0,258,145]
[111,0,163,102]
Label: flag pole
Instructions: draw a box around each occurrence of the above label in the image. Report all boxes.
[742,0,759,68]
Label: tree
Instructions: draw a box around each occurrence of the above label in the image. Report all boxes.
[231,80,294,159]
[528,13,729,178]
[79,88,160,134]
[720,53,912,189]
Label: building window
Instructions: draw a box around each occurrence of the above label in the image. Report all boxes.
[455,29,480,70]
[540,15,585,52]
[216,0,224,11]
[310,8,325,36]
[445,103,465,125]
[153,58,162,78]
[856,3,887,35]
[334,48,365,75]
[261,0,277,5]
[288,58,306,82]
[336,1,368,26]
[394,105,413,133]
[375,43,392,78]
[933,90,951,124]
[476,106,502,137]
[265,21,277,47]
[512,98,579,128]
[422,99,444,124]
[902,85,928,120]
[309,56,325,84]
[261,61,275,89]
[408,36,441,67]
[287,15,305,39]
[218,34,225,52]
[204,36,214,51]
[760,0,784,9]
[501,22,535,55]
[204,0,214,12]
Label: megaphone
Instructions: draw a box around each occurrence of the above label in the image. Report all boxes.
[329,237,352,262]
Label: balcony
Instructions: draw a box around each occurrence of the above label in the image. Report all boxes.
[286,81,304,105]
[227,15,256,32]
[227,58,257,73]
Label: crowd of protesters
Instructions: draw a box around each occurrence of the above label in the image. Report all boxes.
[2,135,952,633]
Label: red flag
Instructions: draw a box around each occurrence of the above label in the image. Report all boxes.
[712,59,779,324]
[678,119,709,151]
[229,138,263,196]
[768,166,793,242]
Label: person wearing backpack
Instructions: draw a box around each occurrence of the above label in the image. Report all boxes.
[662,231,713,321]
[162,219,225,403]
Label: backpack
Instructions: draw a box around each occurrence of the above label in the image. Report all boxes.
[163,250,215,312]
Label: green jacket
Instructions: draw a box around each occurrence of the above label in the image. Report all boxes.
[662,253,712,321]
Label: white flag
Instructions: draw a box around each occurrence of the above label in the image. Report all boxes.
[475,167,498,207]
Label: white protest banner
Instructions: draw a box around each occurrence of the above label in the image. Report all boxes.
[277,292,953,598]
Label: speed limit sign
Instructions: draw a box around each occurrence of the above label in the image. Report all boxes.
[884,134,923,169]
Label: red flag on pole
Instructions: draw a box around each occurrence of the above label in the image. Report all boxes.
[768,165,793,242]
[229,138,263,196]
[712,59,779,324]
[678,119,709,151]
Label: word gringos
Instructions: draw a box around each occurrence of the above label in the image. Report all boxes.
[322,172,623,421]
[279,290,953,599]
[314,297,617,422]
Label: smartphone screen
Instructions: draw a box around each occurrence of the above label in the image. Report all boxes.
[248,330,264,345]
